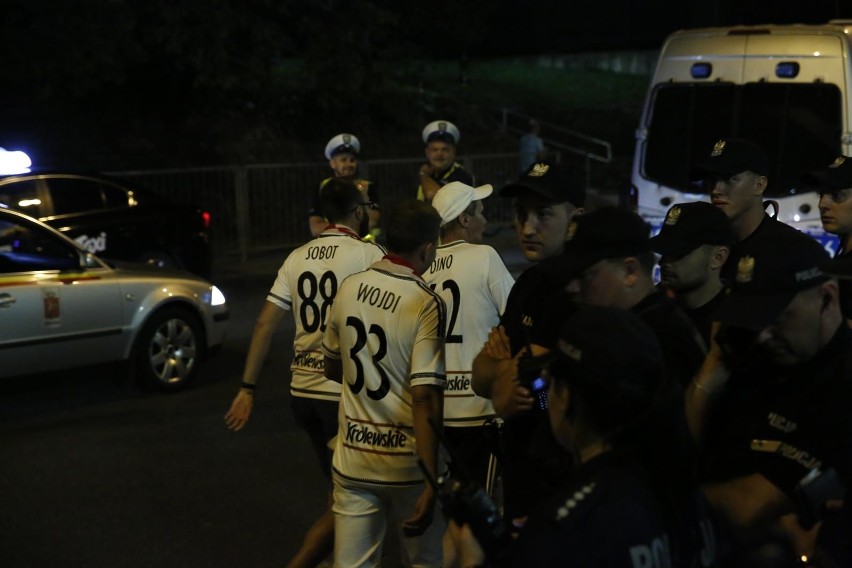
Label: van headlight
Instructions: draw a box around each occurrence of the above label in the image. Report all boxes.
[211,285,226,306]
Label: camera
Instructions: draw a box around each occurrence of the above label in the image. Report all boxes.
[418,419,512,561]
[437,474,512,558]
[793,467,846,529]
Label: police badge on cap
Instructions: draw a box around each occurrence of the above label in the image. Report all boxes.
[422,120,460,145]
[325,133,361,160]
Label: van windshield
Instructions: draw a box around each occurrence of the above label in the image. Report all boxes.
[643,82,842,196]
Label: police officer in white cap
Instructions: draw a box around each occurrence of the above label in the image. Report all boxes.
[309,133,380,239]
[417,120,474,204]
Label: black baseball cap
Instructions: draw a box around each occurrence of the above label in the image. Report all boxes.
[551,206,651,278]
[689,137,769,181]
[801,155,852,190]
[650,201,734,257]
[549,306,663,407]
[714,232,830,328]
[818,253,852,280]
[500,161,586,208]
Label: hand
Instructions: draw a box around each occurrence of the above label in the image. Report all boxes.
[224,390,254,431]
[482,325,512,361]
[401,487,436,537]
[447,521,486,568]
[491,353,534,419]
[419,163,433,177]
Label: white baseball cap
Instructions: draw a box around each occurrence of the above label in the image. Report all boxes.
[422,120,460,145]
[324,133,361,159]
[432,181,493,225]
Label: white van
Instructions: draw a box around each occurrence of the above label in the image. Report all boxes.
[631,20,852,254]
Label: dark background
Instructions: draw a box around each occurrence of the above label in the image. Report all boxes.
[0,0,846,170]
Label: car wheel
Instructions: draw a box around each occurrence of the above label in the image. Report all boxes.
[134,306,205,392]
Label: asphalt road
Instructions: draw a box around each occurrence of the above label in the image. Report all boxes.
[0,267,327,568]
[0,227,531,568]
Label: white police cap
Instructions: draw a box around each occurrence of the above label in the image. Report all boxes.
[422,120,460,145]
[325,133,361,160]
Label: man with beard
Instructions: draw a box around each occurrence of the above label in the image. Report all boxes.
[309,133,380,239]
[225,178,385,568]
[651,201,733,347]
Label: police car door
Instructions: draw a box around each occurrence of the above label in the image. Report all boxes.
[0,212,123,378]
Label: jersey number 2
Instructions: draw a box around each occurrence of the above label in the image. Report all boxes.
[430,279,462,344]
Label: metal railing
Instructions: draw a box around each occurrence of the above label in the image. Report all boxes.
[499,108,612,186]
[111,154,524,262]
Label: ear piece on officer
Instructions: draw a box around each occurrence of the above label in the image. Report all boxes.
[821,294,831,313]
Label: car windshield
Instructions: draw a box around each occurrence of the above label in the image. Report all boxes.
[643,82,842,196]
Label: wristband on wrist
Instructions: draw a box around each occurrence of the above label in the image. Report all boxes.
[240,381,256,392]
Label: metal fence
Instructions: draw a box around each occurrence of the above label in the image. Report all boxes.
[112,154,524,261]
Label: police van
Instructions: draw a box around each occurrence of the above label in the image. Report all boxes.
[631,20,852,254]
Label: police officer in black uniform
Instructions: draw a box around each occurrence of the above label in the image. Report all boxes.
[689,137,800,282]
[651,201,734,347]
[451,307,722,567]
[687,231,852,564]
[471,162,585,524]
[803,155,852,320]
[537,206,707,390]
[417,120,474,204]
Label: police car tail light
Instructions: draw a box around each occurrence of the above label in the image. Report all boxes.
[202,211,211,230]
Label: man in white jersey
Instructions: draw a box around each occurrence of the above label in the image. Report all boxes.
[424,181,514,491]
[224,178,385,568]
[323,200,447,567]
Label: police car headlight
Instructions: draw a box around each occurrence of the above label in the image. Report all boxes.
[211,285,226,306]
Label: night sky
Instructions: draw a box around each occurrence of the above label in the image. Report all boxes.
[0,1,848,168]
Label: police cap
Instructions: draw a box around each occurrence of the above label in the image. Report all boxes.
[325,133,361,160]
[499,161,586,208]
[689,137,769,181]
[801,155,852,191]
[552,206,651,279]
[422,120,460,145]
[650,201,734,257]
[715,231,830,328]
[550,306,664,408]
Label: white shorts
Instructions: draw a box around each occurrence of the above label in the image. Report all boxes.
[332,472,445,568]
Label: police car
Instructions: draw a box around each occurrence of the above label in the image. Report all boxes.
[0,171,212,278]
[0,206,228,391]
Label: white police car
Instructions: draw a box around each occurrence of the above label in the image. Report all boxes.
[0,206,228,391]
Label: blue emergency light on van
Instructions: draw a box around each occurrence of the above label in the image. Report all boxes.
[690,63,713,79]
[776,62,800,79]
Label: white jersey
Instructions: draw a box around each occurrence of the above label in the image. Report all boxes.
[424,240,514,426]
[323,258,447,485]
[267,225,385,401]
